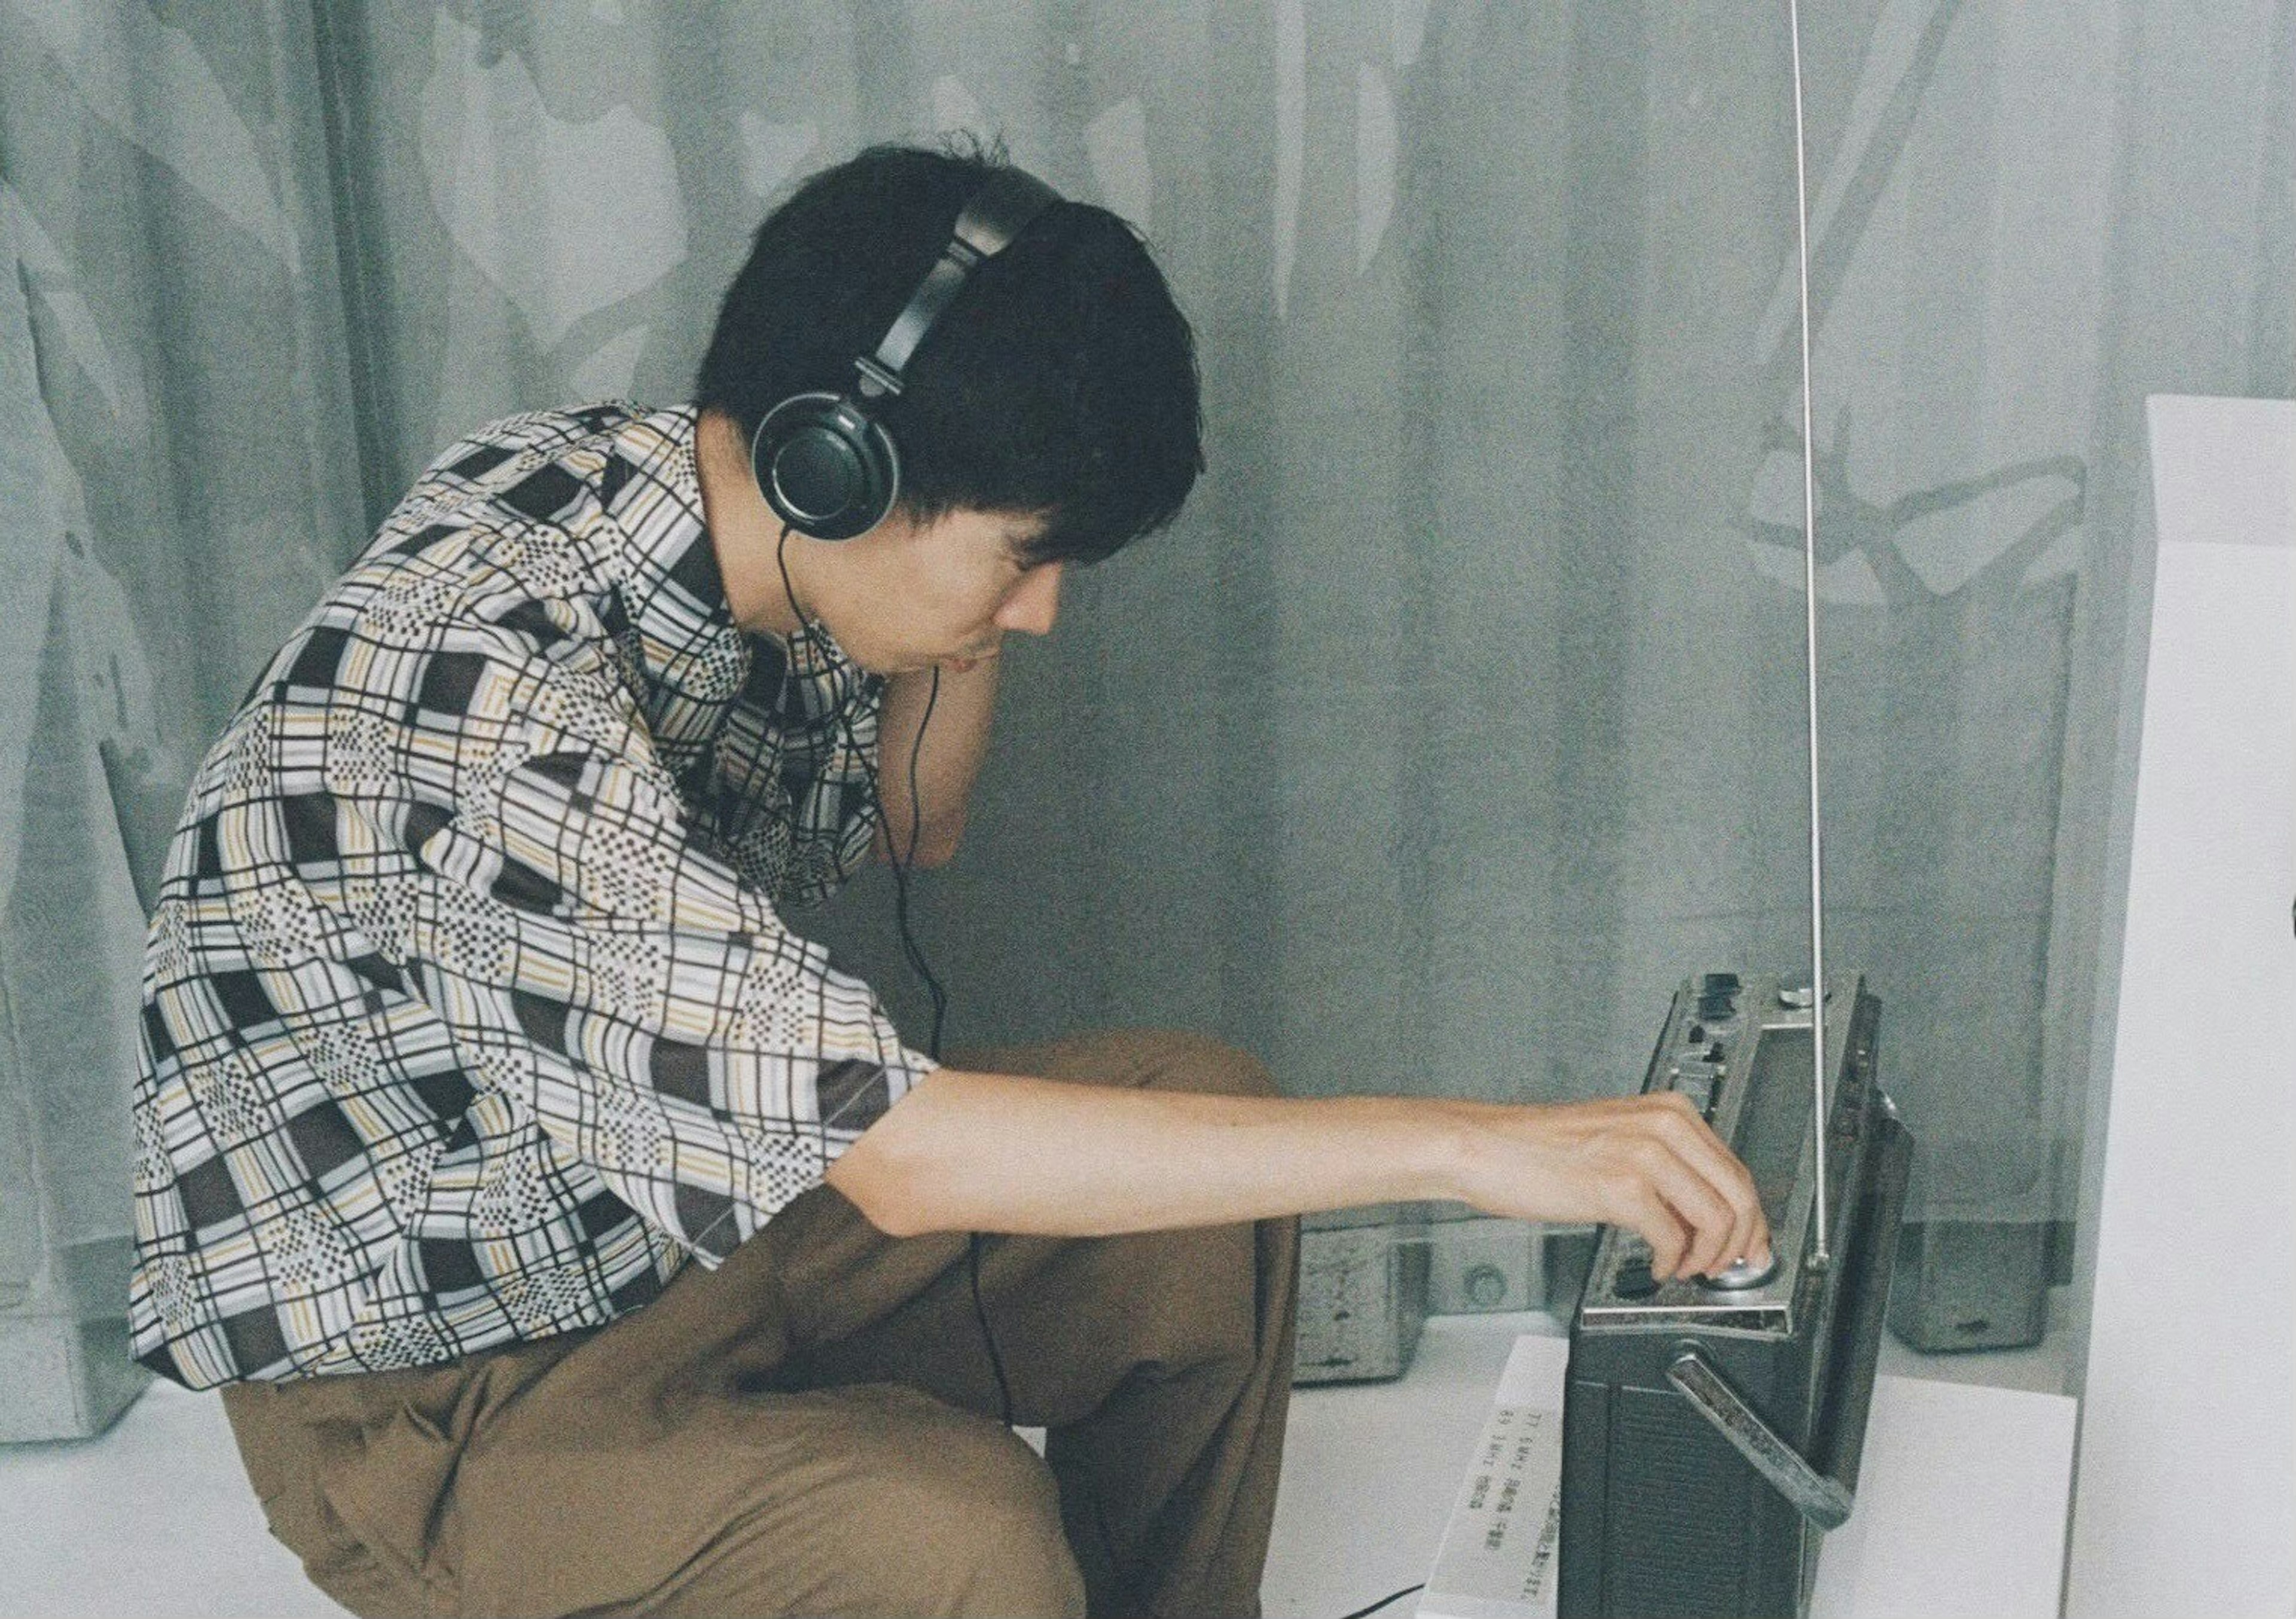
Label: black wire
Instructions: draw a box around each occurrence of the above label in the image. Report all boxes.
[774,524,949,1045]
[968,1230,1014,1427]
[891,670,1016,1429]
[771,524,1010,1428]
[891,671,1013,1428]
[777,530,1418,1601]
[889,668,949,1059]
[1334,1583,1426,1619]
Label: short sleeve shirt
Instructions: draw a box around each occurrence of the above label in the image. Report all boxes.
[127,403,936,1388]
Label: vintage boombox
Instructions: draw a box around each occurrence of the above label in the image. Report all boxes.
[1559,972,1914,1619]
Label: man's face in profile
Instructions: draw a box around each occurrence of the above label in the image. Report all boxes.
[808,506,1066,677]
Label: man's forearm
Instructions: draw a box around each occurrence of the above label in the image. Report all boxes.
[826,1068,1460,1237]
[874,659,1000,865]
[823,1066,1773,1282]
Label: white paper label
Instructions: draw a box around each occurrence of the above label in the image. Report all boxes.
[1415,1403,1564,1619]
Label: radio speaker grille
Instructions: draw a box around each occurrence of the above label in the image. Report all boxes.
[1609,1388,1748,1617]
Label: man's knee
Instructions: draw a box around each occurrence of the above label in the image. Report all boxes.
[950,1029,1279,1106]
[825,1398,1085,1618]
[1129,1029,1280,1101]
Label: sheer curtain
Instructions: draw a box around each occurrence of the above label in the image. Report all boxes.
[2,0,2288,1433]
[0,0,366,1434]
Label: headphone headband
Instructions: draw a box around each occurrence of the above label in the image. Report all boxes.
[859,169,1062,398]
[752,166,1065,540]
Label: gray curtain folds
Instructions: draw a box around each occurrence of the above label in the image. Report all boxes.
[0,0,368,1429]
[1,0,2289,1434]
[810,0,2294,1233]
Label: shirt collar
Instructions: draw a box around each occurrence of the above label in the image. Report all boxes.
[605,404,872,706]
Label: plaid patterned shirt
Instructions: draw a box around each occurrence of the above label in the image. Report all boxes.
[127,403,935,1388]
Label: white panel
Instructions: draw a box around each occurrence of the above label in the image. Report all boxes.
[1809,1376,2077,1619]
[2142,394,2296,551]
[2065,395,2296,1618]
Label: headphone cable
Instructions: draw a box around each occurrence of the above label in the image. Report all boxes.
[891,662,1015,1431]
[1335,1583,1426,1619]
[889,670,949,1056]
[774,524,1013,1429]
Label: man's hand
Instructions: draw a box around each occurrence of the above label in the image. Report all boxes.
[873,656,1001,867]
[1437,1093,1769,1282]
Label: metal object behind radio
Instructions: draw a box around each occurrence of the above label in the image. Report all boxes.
[1888,1218,2049,1352]
[1559,972,1914,1619]
[1293,1205,1428,1384]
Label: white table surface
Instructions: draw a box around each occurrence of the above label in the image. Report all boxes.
[4,1309,2076,1618]
[1266,1318,2075,1619]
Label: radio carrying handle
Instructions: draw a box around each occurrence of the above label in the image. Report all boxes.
[1666,1351,1854,1530]
[1663,1108,1914,1533]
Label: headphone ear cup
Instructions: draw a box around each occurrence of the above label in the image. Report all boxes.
[750,392,900,541]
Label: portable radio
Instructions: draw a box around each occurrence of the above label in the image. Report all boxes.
[1558,970,1914,1619]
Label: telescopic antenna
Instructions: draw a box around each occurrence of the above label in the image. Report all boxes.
[1785,0,1832,1268]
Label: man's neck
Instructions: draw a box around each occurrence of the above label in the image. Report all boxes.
[694,408,811,642]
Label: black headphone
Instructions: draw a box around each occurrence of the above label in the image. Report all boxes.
[750,167,1064,540]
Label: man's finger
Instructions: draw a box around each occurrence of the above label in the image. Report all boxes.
[1651,1153,1736,1279]
[1623,1183,1689,1279]
[1653,1108,1767,1266]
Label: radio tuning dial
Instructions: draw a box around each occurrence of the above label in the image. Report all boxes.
[1703,1252,1778,1291]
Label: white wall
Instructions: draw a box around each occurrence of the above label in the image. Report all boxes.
[2064,395,2295,1618]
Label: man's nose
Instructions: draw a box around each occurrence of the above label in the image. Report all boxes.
[999,561,1064,637]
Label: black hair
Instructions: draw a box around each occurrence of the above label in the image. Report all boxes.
[695,136,1204,566]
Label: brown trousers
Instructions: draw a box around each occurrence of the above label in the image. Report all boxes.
[221,1031,1300,1619]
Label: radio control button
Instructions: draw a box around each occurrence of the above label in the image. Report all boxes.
[1614,1258,1660,1299]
